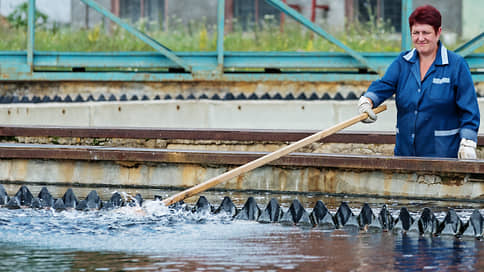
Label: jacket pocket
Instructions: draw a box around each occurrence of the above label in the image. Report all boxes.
[434,129,459,157]
[428,82,454,102]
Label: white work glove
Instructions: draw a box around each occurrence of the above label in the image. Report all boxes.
[358,96,377,123]
[458,138,477,160]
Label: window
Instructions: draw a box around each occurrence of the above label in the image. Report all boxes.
[233,0,281,29]
[356,0,401,32]
[119,0,165,24]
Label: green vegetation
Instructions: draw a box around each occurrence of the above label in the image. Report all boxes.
[6,2,48,29]
[0,136,18,142]
[0,14,480,53]
[0,20,399,52]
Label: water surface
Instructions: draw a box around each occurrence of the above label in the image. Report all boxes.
[0,186,483,271]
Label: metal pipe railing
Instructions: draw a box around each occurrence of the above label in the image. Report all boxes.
[10,0,484,82]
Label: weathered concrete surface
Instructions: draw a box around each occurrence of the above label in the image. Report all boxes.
[0,81,371,99]
[3,136,396,156]
[0,158,482,200]
[2,81,483,98]
[0,100,398,130]
[13,135,484,158]
[1,80,482,131]
[1,99,484,133]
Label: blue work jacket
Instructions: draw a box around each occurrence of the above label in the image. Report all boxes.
[364,42,480,158]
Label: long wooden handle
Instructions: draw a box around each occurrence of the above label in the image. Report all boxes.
[161,104,387,206]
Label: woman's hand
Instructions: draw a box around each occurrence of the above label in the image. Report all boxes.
[458,138,477,159]
[358,96,377,123]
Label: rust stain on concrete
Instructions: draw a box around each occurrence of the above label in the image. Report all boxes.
[0,157,482,200]
[12,159,28,181]
[322,169,337,193]
[307,168,323,192]
[127,165,144,186]
[383,172,393,196]
[84,162,106,184]
[118,164,131,185]
[275,168,288,191]
[57,160,76,183]
[181,164,206,187]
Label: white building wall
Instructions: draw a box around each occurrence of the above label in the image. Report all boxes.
[0,0,71,23]
[281,0,345,32]
[462,0,484,39]
[1,99,484,133]
[71,0,110,29]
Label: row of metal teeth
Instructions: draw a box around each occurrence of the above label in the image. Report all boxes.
[0,185,142,211]
[0,92,362,104]
[1,185,483,239]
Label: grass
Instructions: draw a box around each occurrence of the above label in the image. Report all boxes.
[0,17,481,53]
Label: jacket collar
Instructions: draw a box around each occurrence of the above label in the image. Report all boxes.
[402,41,448,66]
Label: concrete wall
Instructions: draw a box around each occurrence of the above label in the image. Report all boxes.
[0,0,71,24]
[1,96,484,132]
[166,0,218,27]
[164,0,345,31]
[286,0,345,31]
[0,100,398,131]
[0,98,481,134]
[0,158,481,200]
[71,0,110,29]
[413,0,462,44]
[462,0,484,39]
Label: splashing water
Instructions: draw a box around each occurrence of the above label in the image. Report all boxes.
[0,190,483,271]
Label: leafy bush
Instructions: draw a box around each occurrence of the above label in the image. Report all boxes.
[0,13,479,53]
[6,2,48,29]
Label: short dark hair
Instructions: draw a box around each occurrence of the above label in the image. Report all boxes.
[408,5,442,33]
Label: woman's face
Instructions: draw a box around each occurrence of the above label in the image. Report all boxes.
[411,23,441,56]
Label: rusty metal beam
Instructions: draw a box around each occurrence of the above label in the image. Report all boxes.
[0,126,395,144]
[1,126,484,146]
[0,143,482,175]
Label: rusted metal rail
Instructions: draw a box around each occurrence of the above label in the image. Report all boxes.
[0,125,395,143]
[0,143,482,175]
[1,125,483,145]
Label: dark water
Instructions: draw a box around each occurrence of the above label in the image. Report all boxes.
[0,186,483,271]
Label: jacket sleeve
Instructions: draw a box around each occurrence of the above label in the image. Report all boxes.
[363,58,401,107]
[455,59,480,142]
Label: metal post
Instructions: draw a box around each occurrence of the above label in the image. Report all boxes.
[81,0,191,72]
[27,0,36,72]
[255,0,259,25]
[225,0,233,32]
[85,2,89,28]
[455,32,484,58]
[280,0,285,31]
[140,0,145,19]
[311,0,316,22]
[266,0,376,72]
[164,0,168,31]
[401,0,412,50]
[111,0,120,16]
[217,0,225,74]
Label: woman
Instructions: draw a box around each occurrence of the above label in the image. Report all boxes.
[358,5,480,159]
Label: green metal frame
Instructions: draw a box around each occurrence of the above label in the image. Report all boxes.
[27,0,35,72]
[455,32,484,58]
[80,0,191,72]
[0,0,482,82]
[266,0,377,72]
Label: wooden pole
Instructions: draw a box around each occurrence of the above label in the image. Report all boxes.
[161,105,387,206]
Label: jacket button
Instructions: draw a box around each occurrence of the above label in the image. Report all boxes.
[414,110,418,115]
[411,134,415,138]
[417,88,421,92]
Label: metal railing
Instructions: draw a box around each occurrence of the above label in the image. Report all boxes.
[0,0,482,82]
